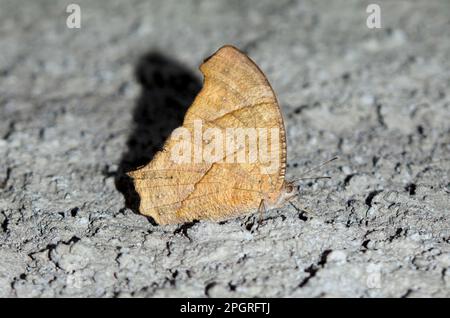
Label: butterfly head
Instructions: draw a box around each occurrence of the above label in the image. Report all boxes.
[274,181,300,207]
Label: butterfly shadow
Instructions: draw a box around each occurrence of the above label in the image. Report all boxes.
[115,51,201,222]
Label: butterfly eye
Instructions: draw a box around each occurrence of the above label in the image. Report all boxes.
[286,184,294,193]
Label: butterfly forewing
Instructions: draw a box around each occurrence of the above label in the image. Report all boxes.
[129,45,287,224]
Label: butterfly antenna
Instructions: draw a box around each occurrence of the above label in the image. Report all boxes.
[295,176,331,181]
[292,156,338,183]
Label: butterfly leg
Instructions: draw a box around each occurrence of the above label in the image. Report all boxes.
[258,199,267,224]
[289,200,314,215]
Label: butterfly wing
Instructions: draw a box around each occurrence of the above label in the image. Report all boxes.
[129,45,287,224]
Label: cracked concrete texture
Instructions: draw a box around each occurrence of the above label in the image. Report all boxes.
[0,0,449,297]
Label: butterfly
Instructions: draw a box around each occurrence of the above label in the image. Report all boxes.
[128,45,333,225]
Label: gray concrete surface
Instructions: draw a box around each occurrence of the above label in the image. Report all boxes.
[0,0,449,297]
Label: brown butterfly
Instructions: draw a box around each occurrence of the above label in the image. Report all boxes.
[128,45,333,225]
